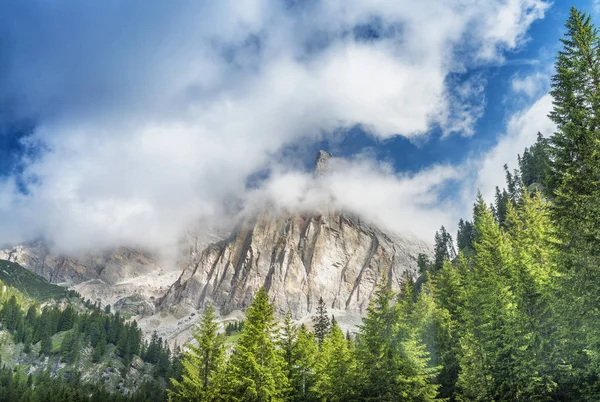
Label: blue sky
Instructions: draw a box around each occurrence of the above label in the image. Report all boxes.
[0,0,594,251]
[304,1,587,172]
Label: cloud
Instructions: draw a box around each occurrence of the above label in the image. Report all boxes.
[246,156,464,242]
[0,0,549,252]
[511,72,548,98]
[469,93,555,205]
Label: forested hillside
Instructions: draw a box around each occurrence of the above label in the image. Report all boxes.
[3,5,600,402]
[0,273,179,401]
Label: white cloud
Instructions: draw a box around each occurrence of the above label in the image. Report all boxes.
[0,0,549,252]
[247,157,464,242]
[470,93,555,205]
[511,72,548,98]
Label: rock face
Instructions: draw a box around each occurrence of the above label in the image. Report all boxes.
[314,150,333,176]
[159,207,430,319]
[0,224,230,314]
[0,242,154,285]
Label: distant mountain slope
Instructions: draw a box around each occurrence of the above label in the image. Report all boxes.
[0,259,67,301]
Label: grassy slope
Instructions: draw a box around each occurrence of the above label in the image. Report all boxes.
[0,259,67,301]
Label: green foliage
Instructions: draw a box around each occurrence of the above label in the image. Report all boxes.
[356,278,440,401]
[0,278,172,401]
[456,219,475,254]
[289,324,318,401]
[547,7,600,399]
[0,260,69,301]
[169,303,225,401]
[433,226,456,272]
[519,132,551,188]
[225,287,288,401]
[312,297,331,347]
[313,319,356,401]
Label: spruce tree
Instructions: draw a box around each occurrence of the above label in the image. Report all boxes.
[312,297,330,348]
[503,190,559,399]
[225,287,288,401]
[290,324,318,401]
[433,226,456,272]
[312,319,355,401]
[548,7,600,397]
[170,303,226,401]
[456,195,520,401]
[456,219,475,254]
[279,311,296,399]
[355,279,402,399]
[355,278,440,401]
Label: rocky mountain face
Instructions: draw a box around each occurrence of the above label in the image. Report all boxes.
[0,225,229,313]
[158,209,429,319]
[158,150,430,319]
[0,243,154,285]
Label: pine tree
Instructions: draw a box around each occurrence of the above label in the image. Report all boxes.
[225,287,288,401]
[312,297,330,348]
[355,278,440,401]
[547,7,600,398]
[93,331,107,364]
[494,186,510,227]
[39,319,53,356]
[170,303,226,401]
[503,190,559,399]
[519,132,551,188]
[433,226,456,272]
[355,279,401,399]
[312,320,356,401]
[289,324,318,401]
[456,194,521,401]
[279,311,296,399]
[417,253,432,275]
[456,219,475,254]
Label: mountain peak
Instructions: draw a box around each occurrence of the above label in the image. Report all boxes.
[314,150,333,175]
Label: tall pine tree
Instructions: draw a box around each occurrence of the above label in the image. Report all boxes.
[225,287,288,401]
[170,303,226,401]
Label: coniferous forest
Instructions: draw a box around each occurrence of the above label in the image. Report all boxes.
[4,6,600,401]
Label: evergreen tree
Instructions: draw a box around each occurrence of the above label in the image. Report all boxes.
[225,287,288,401]
[456,219,475,254]
[312,297,330,348]
[279,311,296,399]
[494,186,510,227]
[455,195,520,401]
[519,132,551,188]
[433,226,456,272]
[417,253,432,275]
[503,190,559,399]
[93,331,107,364]
[505,164,522,204]
[290,325,318,401]
[548,7,600,398]
[312,320,356,401]
[170,303,226,401]
[356,278,440,401]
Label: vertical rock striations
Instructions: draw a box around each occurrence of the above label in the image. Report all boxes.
[159,207,430,319]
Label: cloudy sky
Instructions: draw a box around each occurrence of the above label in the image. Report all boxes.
[0,0,593,253]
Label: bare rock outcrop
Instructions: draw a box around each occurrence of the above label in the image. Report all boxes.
[159,207,430,319]
[0,242,154,285]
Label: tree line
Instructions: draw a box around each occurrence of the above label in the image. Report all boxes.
[0,280,181,402]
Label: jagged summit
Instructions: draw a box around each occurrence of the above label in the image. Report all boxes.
[314,150,333,176]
